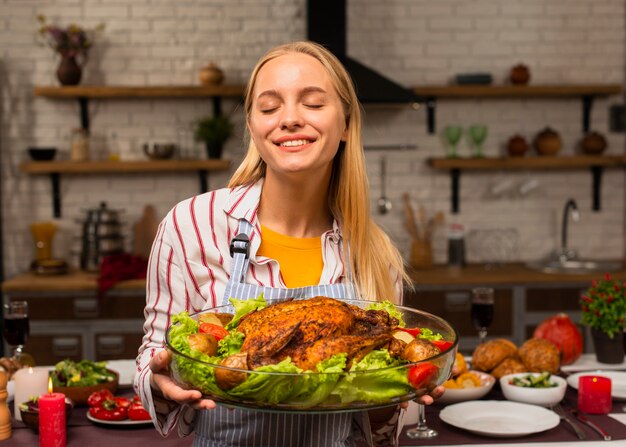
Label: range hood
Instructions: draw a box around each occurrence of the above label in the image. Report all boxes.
[307,0,418,104]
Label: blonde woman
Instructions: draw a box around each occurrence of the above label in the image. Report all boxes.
[136,41,443,447]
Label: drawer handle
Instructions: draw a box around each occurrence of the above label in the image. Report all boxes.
[97,335,124,356]
[73,298,99,318]
[52,337,80,357]
[444,292,470,311]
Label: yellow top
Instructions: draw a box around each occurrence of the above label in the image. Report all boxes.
[257,225,323,288]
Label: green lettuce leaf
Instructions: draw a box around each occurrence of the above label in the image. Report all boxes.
[225,293,267,330]
[227,358,302,404]
[417,328,443,341]
[285,354,347,407]
[218,330,245,357]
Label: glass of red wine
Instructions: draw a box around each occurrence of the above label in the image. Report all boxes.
[3,301,30,361]
[471,288,494,345]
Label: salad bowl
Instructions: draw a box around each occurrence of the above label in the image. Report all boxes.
[165,297,458,412]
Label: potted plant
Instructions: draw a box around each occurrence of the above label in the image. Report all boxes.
[194,115,234,159]
[580,273,626,364]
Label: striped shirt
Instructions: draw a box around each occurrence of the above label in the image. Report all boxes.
[134,178,404,444]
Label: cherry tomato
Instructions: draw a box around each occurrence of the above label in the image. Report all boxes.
[407,362,439,390]
[199,323,229,341]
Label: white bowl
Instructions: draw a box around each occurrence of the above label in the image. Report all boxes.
[438,370,496,405]
[500,372,566,407]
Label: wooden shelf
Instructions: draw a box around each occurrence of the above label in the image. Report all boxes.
[33,85,245,98]
[427,155,626,214]
[21,159,231,218]
[427,155,625,170]
[410,84,623,134]
[412,84,622,98]
[19,159,231,174]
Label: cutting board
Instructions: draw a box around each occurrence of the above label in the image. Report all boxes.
[132,205,159,259]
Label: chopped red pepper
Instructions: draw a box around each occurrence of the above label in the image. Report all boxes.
[128,401,151,421]
[89,399,128,421]
[397,327,421,337]
[199,323,229,341]
[87,389,113,408]
[431,340,453,352]
[407,362,439,390]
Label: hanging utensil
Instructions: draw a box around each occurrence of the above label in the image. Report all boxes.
[377,157,392,214]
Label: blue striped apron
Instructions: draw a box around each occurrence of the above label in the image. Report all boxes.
[193,220,373,447]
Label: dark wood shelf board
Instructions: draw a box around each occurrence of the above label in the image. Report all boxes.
[33,85,245,98]
[20,159,231,174]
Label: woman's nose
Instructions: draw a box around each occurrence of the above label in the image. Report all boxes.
[279,105,304,129]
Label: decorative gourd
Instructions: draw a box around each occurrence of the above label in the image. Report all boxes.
[533,313,583,365]
[534,127,562,156]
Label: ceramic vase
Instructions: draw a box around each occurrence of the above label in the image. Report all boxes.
[57,54,82,86]
[591,328,624,364]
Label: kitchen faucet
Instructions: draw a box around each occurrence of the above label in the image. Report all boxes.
[558,198,580,262]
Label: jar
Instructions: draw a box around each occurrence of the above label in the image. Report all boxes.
[447,223,466,267]
[70,128,90,161]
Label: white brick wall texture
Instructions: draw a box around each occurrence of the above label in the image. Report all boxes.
[0,0,624,278]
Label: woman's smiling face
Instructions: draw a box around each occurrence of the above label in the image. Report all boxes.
[247,52,347,178]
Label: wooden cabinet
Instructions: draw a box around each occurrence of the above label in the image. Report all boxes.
[2,272,145,363]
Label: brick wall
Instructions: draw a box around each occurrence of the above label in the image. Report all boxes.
[0,0,624,277]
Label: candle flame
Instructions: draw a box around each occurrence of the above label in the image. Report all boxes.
[28,366,33,374]
[48,376,53,394]
[593,377,598,383]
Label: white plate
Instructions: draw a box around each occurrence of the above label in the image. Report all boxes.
[439,401,559,437]
[106,359,135,387]
[567,371,626,401]
[438,370,496,404]
[87,413,153,426]
[7,380,14,402]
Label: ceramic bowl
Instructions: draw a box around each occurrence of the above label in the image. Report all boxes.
[143,142,176,160]
[28,147,57,161]
[53,370,119,406]
[438,370,496,404]
[500,372,567,407]
[166,299,458,412]
[19,397,73,431]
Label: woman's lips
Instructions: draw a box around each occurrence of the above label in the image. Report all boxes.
[273,136,316,151]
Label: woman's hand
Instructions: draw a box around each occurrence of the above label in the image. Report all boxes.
[413,385,445,406]
[149,350,216,411]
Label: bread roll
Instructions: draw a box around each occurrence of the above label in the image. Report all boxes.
[491,357,526,379]
[471,339,518,372]
[519,338,560,374]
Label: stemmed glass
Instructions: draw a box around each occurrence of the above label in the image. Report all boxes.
[471,288,494,345]
[406,402,438,439]
[468,124,488,158]
[443,125,463,158]
[3,301,31,363]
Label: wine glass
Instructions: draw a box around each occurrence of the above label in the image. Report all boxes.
[442,125,463,158]
[3,301,31,362]
[406,402,438,439]
[471,287,494,345]
[468,124,488,158]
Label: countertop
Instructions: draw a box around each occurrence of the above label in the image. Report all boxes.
[2,262,626,293]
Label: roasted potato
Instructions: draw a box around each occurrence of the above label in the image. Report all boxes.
[188,333,218,356]
[402,338,440,362]
[215,352,249,390]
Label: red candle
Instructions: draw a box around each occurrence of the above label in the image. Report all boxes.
[39,377,66,447]
[578,375,612,414]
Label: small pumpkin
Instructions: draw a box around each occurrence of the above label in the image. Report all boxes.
[533,313,583,365]
[534,127,562,156]
[580,131,607,155]
[510,63,531,85]
[507,134,529,157]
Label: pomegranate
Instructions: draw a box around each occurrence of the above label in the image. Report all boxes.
[533,313,583,365]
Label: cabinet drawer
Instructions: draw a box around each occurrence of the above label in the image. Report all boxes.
[26,334,83,365]
[405,288,513,337]
[9,294,145,321]
[526,288,586,312]
[95,333,143,361]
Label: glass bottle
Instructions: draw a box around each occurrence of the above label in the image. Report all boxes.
[70,128,90,161]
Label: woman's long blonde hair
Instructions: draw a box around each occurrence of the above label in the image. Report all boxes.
[229,41,409,303]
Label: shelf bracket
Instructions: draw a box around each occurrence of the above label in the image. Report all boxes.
[590,165,603,211]
[51,173,61,218]
[213,97,222,117]
[78,97,90,131]
[450,168,461,214]
[582,95,593,133]
[426,97,436,134]
[198,170,208,193]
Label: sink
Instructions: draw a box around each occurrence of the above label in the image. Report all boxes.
[526,259,623,275]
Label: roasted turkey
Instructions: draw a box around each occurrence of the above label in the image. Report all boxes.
[234,297,399,370]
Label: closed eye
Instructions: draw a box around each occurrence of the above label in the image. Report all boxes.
[304,104,323,109]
